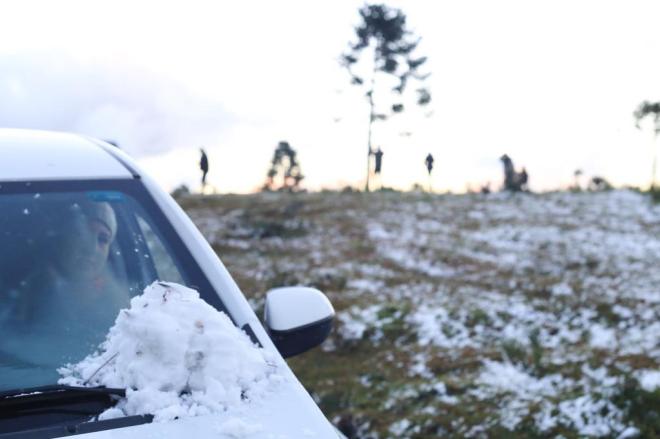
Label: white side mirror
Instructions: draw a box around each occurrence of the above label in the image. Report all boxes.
[264,287,334,358]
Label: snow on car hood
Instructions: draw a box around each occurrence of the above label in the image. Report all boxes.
[74,385,342,439]
[58,282,284,422]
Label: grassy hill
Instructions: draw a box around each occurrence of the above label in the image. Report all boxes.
[178,190,660,438]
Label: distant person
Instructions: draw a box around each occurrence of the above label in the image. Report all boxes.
[500,154,516,190]
[500,154,529,192]
[199,148,209,188]
[424,153,435,192]
[519,167,528,189]
[374,148,384,174]
[425,153,434,175]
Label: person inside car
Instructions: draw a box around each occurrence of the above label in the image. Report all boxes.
[1,198,130,367]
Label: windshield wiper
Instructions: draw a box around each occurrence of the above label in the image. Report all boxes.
[0,384,130,436]
[0,384,125,400]
[0,384,125,418]
[0,385,153,438]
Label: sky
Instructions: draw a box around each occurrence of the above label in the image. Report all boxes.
[1,0,660,193]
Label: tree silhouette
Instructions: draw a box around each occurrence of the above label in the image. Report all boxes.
[263,141,304,192]
[633,100,660,190]
[341,4,431,191]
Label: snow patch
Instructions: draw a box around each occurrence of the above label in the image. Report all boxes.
[589,323,617,349]
[59,282,284,421]
[389,418,411,436]
[638,369,660,392]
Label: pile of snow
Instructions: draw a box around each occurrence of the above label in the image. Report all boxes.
[59,282,283,421]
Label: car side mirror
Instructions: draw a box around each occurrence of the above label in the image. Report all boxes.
[264,287,335,358]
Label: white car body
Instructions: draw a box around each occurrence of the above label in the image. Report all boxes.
[0,129,341,438]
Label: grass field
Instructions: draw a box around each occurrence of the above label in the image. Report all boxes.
[178,190,660,438]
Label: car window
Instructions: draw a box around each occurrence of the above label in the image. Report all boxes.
[0,185,191,390]
[136,216,185,285]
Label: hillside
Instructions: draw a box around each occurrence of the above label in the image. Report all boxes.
[179,190,660,438]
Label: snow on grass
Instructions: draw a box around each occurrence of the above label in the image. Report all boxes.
[471,361,632,434]
[388,418,412,436]
[59,282,284,422]
[554,396,630,437]
[336,305,379,341]
[637,369,660,392]
[181,190,660,438]
[471,360,571,430]
[409,305,474,350]
[474,360,568,401]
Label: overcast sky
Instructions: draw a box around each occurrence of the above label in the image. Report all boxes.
[2,0,660,193]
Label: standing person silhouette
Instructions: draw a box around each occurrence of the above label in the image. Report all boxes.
[374,148,384,175]
[373,148,384,190]
[519,168,529,191]
[425,153,434,175]
[425,153,434,192]
[199,148,209,190]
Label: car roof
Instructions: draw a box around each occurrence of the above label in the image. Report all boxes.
[0,129,133,181]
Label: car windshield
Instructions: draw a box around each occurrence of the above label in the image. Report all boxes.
[0,180,216,392]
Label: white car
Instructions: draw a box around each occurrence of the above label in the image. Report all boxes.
[0,129,341,438]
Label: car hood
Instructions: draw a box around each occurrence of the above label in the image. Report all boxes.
[70,381,339,439]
